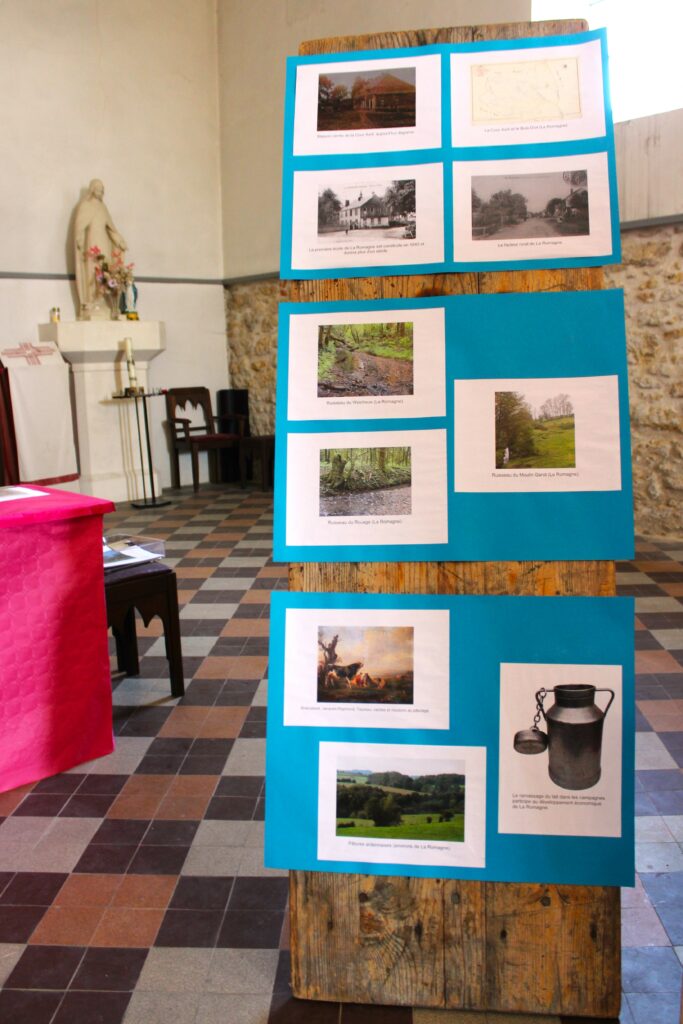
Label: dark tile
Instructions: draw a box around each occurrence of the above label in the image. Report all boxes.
[154,908,223,947]
[61,793,117,817]
[635,682,669,699]
[0,990,63,1024]
[90,819,149,845]
[74,845,137,874]
[217,909,284,948]
[137,657,170,678]
[269,992,340,1023]
[141,820,198,846]
[246,707,267,722]
[146,738,193,758]
[12,793,69,816]
[660,732,683,753]
[634,792,658,816]
[179,619,224,636]
[663,678,683,698]
[233,605,264,619]
[635,770,683,792]
[622,946,682,994]
[0,871,14,897]
[635,709,653,732]
[70,947,148,991]
[0,905,47,942]
[229,877,289,912]
[205,796,257,820]
[52,991,131,1024]
[273,950,292,994]
[31,774,83,795]
[169,876,233,911]
[190,739,234,757]
[127,845,189,875]
[116,707,172,737]
[134,755,184,775]
[254,797,265,821]
[626,992,682,1023]
[6,945,84,989]
[0,872,68,905]
[77,775,128,795]
[179,755,230,775]
[178,681,220,706]
[342,1005,414,1023]
[649,789,683,814]
[240,720,267,739]
[635,635,664,651]
[215,776,264,798]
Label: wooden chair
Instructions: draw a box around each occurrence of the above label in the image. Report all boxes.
[165,387,246,492]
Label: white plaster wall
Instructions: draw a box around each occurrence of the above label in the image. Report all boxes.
[218,0,532,277]
[0,0,223,279]
[0,0,227,494]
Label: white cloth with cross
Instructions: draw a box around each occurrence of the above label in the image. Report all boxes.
[0,341,78,484]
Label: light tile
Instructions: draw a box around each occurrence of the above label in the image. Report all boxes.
[195,993,272,1024]
[145,635,218,657]
[636,841,683,873]
[675,946,683,966]
[251,679,268,708]
[616,572,655,584]
[112,680,180,707]
[68,737,152,774]
[636,816,676,842]
[651,629,683,650]
[44,817,102,843]
[200,577,256,590]
[663,816,683,842]
[219,556,268,567]
[635,597,683,613]
[205,948,279,993]
[192,820,252,847]
[221,739,266,776]
[0,816,52,843]
[180,603,238,620]
[635,733,679,770]
[237,848,287,877]
[22,841,94,873]
[621,906,671,947]
[123,991,200,1024]
[181,846,244,876]
[0,841,33,871]
[136,948,213,993]
[0,944,25,986]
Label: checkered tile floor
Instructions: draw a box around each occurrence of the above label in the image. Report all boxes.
[0,486,681,1024]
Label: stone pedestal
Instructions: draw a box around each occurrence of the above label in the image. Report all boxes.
[38,321,165,504]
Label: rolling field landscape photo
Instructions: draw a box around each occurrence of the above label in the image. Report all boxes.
[495,389,576,469]
[336,767,465,841]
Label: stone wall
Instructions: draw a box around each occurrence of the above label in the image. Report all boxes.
[225,279,281,435]
[225,226,683,538]
[604,223,683,540]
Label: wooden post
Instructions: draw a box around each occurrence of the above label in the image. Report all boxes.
[285,20,621,1018]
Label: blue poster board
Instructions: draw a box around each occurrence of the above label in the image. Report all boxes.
[274,288,634,562]
[281,29,619,278]
[265,592,634,887]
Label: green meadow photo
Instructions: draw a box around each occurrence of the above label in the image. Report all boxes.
[336,768,465,841]
[495,389,576,469]
[318,321,414,398]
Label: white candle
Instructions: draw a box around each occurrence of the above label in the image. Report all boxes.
[124,337,133,361]
[124,337,138,389]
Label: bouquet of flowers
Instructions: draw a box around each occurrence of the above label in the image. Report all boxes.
[86,246,135,314]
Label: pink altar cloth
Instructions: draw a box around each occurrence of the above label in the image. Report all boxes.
[0,486,115,792]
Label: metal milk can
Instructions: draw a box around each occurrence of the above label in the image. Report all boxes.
[513,684,615,790]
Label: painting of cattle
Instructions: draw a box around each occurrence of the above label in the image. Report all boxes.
[317,625,414,704]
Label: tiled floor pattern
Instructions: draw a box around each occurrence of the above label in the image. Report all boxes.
[0,486,681,1024]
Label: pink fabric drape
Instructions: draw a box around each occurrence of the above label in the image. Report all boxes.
[0,487,116,792]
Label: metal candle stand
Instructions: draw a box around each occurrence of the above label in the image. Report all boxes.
[112,387,171,509]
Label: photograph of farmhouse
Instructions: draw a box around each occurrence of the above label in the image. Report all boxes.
[317,625,414,704]
[495,388,576,469]
[317,67,416,131]
[472,169,589,240]
[317,179,416,245]
[335,767,466,842]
